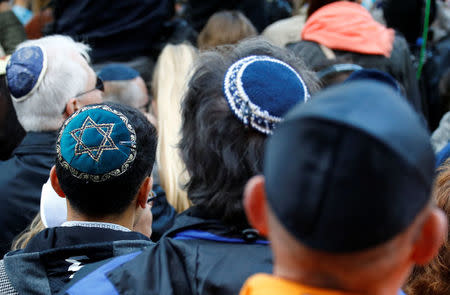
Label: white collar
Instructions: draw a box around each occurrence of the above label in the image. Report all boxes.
[61,221,131,232]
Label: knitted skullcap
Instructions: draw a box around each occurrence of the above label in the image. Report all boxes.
[223,55,310,134]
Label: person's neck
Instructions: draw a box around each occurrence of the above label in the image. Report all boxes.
[66,203,135,231]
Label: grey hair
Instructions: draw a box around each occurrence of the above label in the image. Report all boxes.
[12,35,91,132]
[102,79,144,109]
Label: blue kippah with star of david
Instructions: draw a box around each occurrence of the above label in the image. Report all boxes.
[223,55,310,135]
[57,105,137,182]
[6,45,48,102]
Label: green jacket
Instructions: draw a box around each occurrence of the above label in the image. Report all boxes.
[0,10,26,55]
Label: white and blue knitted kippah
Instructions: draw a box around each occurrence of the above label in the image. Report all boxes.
[223,55,309,135]
[6,45,48,102]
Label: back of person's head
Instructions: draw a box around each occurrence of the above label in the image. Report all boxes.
[244,81,447,293]
[307,0,360,17]
[6,35,91,132]
[152,43,197,212]
[314,55,405,94]
[197,10,258,50]
[98,64,149,111]
[406,160,450,295]
[54,102,157,218]
[180,38,319,229]
[313,57,363,87]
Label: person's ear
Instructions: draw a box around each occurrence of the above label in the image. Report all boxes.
[136,176,152,209]
[64,98,79,117]
[50,166,66,198]
[244,175,269,237]
[411,207,448,265]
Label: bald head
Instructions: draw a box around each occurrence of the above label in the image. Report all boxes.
[102,76,148,112]
[98,64,149,112]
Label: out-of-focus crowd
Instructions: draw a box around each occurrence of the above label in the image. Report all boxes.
[0,1,450,295]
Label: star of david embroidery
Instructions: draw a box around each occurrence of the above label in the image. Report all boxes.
[70,116,118,162]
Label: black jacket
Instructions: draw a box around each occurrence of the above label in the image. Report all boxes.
[149,184,177,242]
[186,0,291,33]
[0,132,56,257]
[60,206,273,295]
[49,0,174,63]
[0,75,25,160]
[287,35,425,117]
[0,226,153,294]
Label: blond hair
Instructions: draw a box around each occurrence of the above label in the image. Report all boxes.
[152,44,197,212]
[11,213,45,250]
[197,10,257,50]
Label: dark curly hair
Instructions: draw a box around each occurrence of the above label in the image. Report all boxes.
[179,38,319,230]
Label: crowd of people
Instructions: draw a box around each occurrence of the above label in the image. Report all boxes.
[0,0,449,294]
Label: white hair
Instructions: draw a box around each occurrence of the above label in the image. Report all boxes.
[103,79,145,109]
[12,35,91,132]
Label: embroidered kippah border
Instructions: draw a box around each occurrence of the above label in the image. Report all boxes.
[56,105,137,182]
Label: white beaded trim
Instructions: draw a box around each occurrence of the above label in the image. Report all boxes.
[8,45,48,102]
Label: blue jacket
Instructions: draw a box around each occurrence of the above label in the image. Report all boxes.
[0,132,57,258]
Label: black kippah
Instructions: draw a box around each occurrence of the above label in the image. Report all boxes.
[264,81,435,253]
